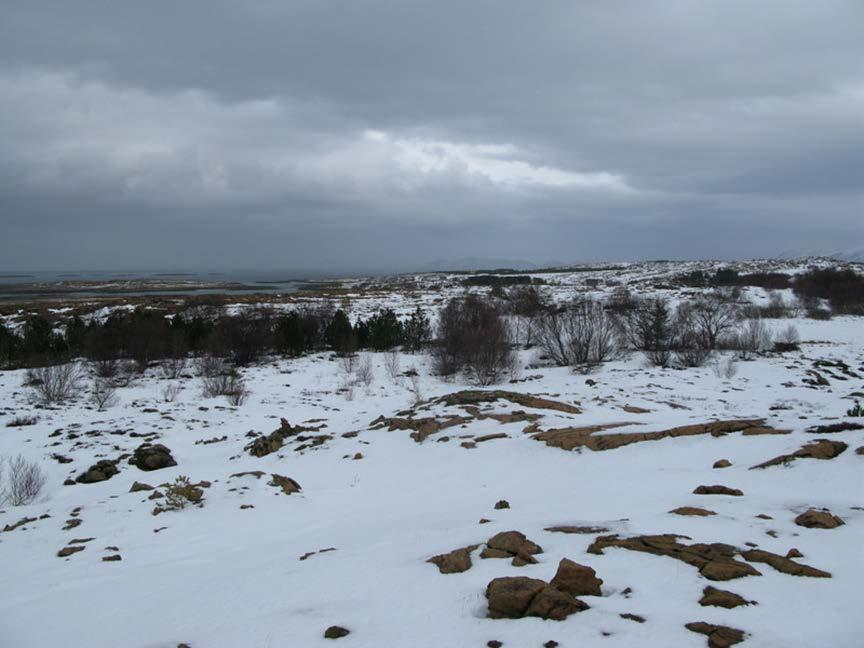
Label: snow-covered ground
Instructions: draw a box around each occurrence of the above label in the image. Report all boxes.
[0,265,862,648]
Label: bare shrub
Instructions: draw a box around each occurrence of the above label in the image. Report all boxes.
[339,352,357,375]
[6,415,37,428]
[734,319,773,359]
[201,371,248,406]
[679,295,739,350]
[160,356,188,380]
[433,294,516,385]
[2,455,47,506]
[194,354,225,378]
[407,371,424,406]
[712,356,739,380]
[27,362,84,404]
[673,307,712,368]
[536,299,619,368]
[91,378,118,409]
[353,354,374,387]
[383,349,401,383]
[778,324,800,345]
[92,358,119,379]
[161,382,182,403]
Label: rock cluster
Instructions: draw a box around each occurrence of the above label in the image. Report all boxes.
[129,443,177,471]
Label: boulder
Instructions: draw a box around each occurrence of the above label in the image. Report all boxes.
[699,586,752,609]
[794,509,844,529]
[324,626,350,639]
[129,443,177,471]
[76,460,119,484]
[713,459,732,469]
[486,577,588,621]
[693,485,743,496]
[129,481,154,492]
[669,506,717,516]
[268,474,301,495]
[481,531,542,565]
[549,558,603,596]
[428,545,479,574]
[685,622,745,647]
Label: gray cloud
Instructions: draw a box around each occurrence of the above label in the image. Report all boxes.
[1,0,862,271]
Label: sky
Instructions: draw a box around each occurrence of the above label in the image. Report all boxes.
[1,0,862,272]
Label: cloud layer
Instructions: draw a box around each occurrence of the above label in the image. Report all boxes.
[1,1,862,271]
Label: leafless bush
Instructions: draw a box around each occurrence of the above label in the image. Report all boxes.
[354,354,374,387]
[201,371,249,406]
[673,307,712,368]
[160,356,188,380]
[712,356,739,380]
[194,354,225,378]
[339,352,357,375]
[407,372,424,406]
[92,358,119,379]
[383,349,401,383]
[26,362,85,404]
[536,299,620,368]
[778,324,800,345]
[2,455,47,506]
[161,382,182,403]
[91,378,118,409]
[6,415,37,428]
[433,294,516,385]
[679,295,739,350]
[733,319,773,359]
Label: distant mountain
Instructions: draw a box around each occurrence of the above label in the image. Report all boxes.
[775,246,864,263]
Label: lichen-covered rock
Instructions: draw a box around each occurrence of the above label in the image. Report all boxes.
[129,443,177,471]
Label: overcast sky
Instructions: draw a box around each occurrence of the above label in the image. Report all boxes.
[1,1,862,272]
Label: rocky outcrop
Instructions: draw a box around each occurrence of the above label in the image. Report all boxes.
[794,509,844,529]
[76,459,120,483]
[740,549,831,578]
[685,621,745,647]
[669,507,717,516]
[427,545,480,574]
[750,439,847,469]
[481,531,543,566]
[485,577,589,621]
[549,559,603,596]
[129,443,177,471]
[268,474,301,495]
[587,534,760,581]
[693,485,743,496]
[699,586,753,609]
[534,419,779,452]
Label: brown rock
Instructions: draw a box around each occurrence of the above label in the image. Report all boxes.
[323,626,350,639]
[545,525,610,534]
[620,613,646,623]
[525,585,590,620]
[786,548,803,558]
[713,459,732,469]
[669,506,717,516]
[750,439,847,469]
[741,549,831,578]
[76,460,120,483]
[57,545,86,557]
[699,586,752,609]
[427,545,479,574]
[494,500,510,510]
[483,531,542,563]
[129,443,177,471]
[102,554,122,562]
[587,534,760,581]
[549,558,603,596]
[685,622,745,647]
[268,474,301,495]
[129,481,154,492]
[794,509,844,529]
[693,485,743,496]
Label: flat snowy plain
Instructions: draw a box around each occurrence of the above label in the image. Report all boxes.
[0,264,861,648]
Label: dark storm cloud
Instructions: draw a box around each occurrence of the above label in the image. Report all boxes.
[1,0,862,271]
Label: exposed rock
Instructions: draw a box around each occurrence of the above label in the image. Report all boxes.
[299,547,336,561]
[750,439,847,469]
[545,525,610,534]
[481,531,542,565]
[76,460,120,484]
[549,558,603,596]
[534,419,777,452]
[268,474,301,495]
[713,459,732,469]
[794,509,844,529]
[487,641,502,648]
[435,390,581,414]
[786,548,803,559]
[427,545,479,574]
[3,516,38,532]
[622,405,651,414]
[485,577,588,620]
[57,545,86,557]
[669,507,717,516]
[857,446,864,455]
[246,432,284,457]
[475,433,508,443]
[587,534,760,581]
[230,470,266,479]
[740,549,830,577]
[129,481,154,492]
[806,421,864,434]
[494,500,510,510]
[129,443,177,471]
[102,554,122,562]
[620,613,646,623]
[323,626,350,639]
[699,586,753,609]
[62,518,82,531]
[693,485,743,496]
[685,622,745,647]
